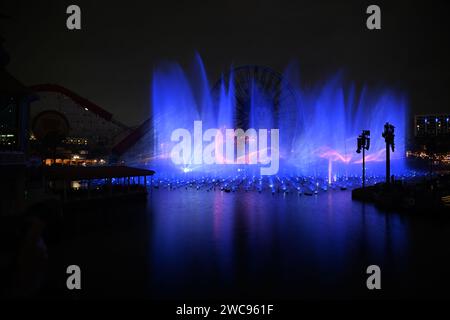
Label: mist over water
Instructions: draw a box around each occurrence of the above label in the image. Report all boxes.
[148,54,407,178]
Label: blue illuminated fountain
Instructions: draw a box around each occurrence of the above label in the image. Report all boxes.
[143,54,409,192]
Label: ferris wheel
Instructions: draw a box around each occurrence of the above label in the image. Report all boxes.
[211,65,298,129]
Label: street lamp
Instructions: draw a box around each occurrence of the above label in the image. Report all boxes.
[356,130,370,188]
[382,122,395,184]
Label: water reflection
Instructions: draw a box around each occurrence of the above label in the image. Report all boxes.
[148,189,409,299]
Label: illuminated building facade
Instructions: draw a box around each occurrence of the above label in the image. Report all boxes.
[415,114,450,137]
[408,114,450,167]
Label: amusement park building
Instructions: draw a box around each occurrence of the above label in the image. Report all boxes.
[28,84,132,165]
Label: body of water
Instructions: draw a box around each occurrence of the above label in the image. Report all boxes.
[49,189,450,299]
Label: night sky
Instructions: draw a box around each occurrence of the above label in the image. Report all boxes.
[1,0,449,127]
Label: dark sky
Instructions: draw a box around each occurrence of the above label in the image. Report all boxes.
[1,0,449,126]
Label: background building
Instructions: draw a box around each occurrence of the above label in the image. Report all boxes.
[415,114,450,137]
[407,114,450,168]
[0,34,35,215]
